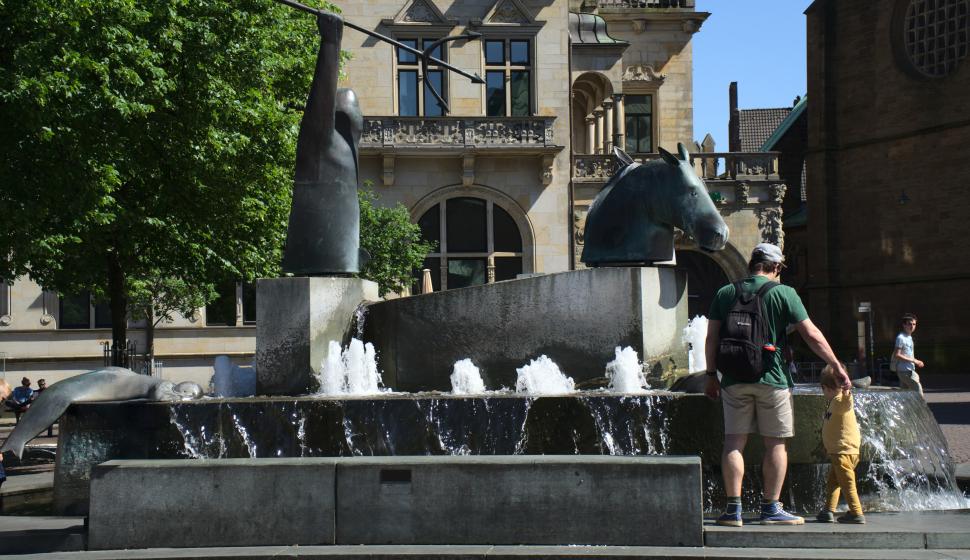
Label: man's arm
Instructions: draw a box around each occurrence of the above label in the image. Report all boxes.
[893,346,924,368]
[794,318,850,389]
[295,12,343,180]
[704,319,722,400]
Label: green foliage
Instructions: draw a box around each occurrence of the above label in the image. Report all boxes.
[358,188,434,297]
[0,0,337,330]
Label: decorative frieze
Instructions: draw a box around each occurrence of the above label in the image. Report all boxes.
[361,117,556,149]
[622,64,665,84]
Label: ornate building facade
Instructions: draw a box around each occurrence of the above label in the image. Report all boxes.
[0,0,788,385]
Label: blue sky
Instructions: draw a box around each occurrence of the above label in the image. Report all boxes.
[692,0,814,151]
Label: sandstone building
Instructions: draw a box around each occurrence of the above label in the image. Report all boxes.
[0,0,788,385]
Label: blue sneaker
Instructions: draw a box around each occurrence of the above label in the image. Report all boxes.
[716,502,743,527]
[759,501,804,525]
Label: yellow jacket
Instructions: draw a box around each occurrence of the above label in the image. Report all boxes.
[822,391,860,455]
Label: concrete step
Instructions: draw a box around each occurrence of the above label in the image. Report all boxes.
[1,470,54,515]
[0,515,85,554]
[704,511,970,549]
[11,544,970,559]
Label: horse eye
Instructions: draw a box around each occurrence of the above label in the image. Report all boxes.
[690,190,698,197]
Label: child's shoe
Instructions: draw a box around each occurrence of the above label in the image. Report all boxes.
[759,501,805,525]
[816,510,835,523]
[837,513,866,524]
[715,502,743,527]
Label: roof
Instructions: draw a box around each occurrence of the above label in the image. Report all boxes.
[738,108,791,152]
[761,95,808,151]
[568,12,628,45]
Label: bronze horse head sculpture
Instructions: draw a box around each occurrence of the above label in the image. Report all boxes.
[581,143,729,266]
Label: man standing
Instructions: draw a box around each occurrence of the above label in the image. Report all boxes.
[705,243,850,526]
[893,314,924,396]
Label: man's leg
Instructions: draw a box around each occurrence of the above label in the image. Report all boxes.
[722,433,748,497]
[754,386,803,525]
[762,436,787,502]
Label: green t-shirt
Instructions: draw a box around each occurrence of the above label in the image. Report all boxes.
[708,275,809,389]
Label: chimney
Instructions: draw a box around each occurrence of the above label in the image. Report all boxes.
[728,82,740,152]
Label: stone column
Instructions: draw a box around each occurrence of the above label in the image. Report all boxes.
[593,109,603,154]
[602,99,614,154]
[585,116,596,154]
[612,93,625,152]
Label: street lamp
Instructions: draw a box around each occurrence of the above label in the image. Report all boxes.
[858,302,875,383]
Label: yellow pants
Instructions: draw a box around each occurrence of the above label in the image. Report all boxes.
[825,453,863,515]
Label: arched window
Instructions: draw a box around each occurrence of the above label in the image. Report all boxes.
[414,197,524,292]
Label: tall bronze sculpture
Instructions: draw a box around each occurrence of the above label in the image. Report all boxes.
[277,1,482,275]
[282,11,363,275]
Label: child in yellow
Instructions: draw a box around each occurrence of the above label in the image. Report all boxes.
[817,365,866,524]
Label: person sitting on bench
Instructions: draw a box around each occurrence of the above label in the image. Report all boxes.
[5,377,34,423]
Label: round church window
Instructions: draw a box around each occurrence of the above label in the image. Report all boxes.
[898,0,969,78]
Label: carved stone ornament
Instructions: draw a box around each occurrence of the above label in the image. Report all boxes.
[621,65,665,84]
[573,208,588,245]
[487,0,533,24]
[0,315,10,326]
[769,183,787,204]
[757,207,784,248]
[391,0,451,25]
[734,182,750,205]
[403,0,437,23]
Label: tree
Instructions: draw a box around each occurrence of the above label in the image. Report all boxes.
[0,0,335,365]
[358,187,435,297]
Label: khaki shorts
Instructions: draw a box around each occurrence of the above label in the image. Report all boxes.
[721,383,794,438]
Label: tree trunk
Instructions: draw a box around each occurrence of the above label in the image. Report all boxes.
[108,252,128,367]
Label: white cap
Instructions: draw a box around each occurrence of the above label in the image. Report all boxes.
[752,242,784,263]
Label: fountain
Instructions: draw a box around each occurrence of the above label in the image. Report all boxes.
[45,4,968,533]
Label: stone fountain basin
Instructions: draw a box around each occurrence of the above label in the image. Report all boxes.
[54,388,957,515]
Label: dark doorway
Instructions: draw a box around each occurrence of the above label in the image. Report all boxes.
[675,250,730,318]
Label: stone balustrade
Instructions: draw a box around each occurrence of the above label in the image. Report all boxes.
[573,151,780,183]
[361,116,556,149]
[596,0,696,9]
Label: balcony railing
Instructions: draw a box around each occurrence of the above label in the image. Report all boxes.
[573,151,779,182]
[361,116,556,149]
[596,0,696,9]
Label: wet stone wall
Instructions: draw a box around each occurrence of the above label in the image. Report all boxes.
[54,389,966,515]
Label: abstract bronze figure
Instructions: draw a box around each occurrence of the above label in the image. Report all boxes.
[581,143,729,266]
[282,11,363,275]
[275,1,483,274]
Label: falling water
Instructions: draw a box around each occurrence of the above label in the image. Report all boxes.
[853,390,969,510]
[315,338,384,396]
[450,359,486,394]
[353,303,368,339]
[605,346,649,393]
[515,355,575,395]
[682,315,708,373]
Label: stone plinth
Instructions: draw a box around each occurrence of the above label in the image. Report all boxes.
[336,455,702,546]
[362,267,688,391]
[86,456,701,548]
[88,459,336,550]
[256,277,378,395]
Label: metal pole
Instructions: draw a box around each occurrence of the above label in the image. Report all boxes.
[274,0,484,84]
[869,309,876,381]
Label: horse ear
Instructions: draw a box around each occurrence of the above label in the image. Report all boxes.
[658,146,680,167]
[677,142,690,161]
[612,146,635,166]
